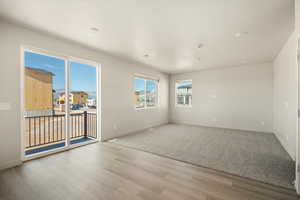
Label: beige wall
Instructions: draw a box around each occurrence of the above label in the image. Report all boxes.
[272,3,299,189]
[296,0,300,36]
[0,20,169,169]
[273,32,298,160]
[170,63,273,133]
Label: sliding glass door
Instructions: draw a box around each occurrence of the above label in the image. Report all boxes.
[23,49,99,158]
[69,60,98,145]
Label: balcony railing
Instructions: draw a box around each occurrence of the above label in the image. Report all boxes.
[25,111,97,149]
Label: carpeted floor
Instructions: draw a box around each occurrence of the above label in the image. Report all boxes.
[109,123,295,189]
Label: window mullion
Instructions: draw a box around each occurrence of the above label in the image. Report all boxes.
[145,79,147,109]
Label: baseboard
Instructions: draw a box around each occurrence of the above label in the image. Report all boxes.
[0,159,22,171]
[102,121,169,141]
[170,120,273,134]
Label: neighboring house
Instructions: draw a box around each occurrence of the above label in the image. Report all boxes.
[25,67,54,117]
[134,91,145,108]
[87,98,97,108]
[134,90,156,107]
[58,91,88,106]
[134,91,140,105]
[177,84,192,94]
[177,84,192,105]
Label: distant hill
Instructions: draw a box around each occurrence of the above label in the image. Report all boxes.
[86,91,97,99]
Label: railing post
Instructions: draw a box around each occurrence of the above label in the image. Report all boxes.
[84,111,87,138]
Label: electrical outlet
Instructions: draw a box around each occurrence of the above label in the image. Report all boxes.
[260,121,265,126]
[212,118,217,122]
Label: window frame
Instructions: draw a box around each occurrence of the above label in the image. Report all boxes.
[133,75,159,110]
[175,79,192,108]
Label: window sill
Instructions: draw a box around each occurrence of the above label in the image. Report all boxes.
[175,104,192,108]
[135,106,158,111]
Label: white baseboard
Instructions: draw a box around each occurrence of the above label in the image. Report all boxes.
[170,120,273,134]
[103,120,169,141]
[0,160,22,171]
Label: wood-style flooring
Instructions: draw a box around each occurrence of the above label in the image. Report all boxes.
[0,142,299,200]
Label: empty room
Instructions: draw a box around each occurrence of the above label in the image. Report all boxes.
[0,0,300,199]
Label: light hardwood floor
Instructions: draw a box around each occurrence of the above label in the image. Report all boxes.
[0,142,299,200]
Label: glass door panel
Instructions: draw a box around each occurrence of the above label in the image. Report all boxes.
[69,60,98,145]
[24,51,66,155]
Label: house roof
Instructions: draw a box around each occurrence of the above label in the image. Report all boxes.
[26,67,55,76]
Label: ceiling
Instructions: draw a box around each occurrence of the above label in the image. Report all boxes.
[0,0,294,73]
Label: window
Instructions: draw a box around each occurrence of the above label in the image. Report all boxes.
[175,80,192,106]
[134,76,158,109]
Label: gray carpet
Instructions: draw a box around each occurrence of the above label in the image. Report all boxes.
[109,123,295,189]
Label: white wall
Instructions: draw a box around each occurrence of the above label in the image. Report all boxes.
[273,32,298,160]
[296,0,300,36]
[0,20,169,169]
[170,63,273,133]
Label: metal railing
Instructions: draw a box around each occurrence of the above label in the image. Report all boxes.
[25,111,97,149]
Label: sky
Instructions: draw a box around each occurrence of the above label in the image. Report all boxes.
[134,77,156,93]
[25,51,97,94]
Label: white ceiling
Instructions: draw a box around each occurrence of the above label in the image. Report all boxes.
[0,0,294,73]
